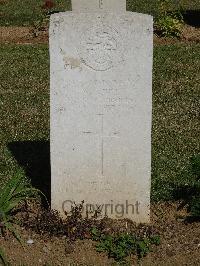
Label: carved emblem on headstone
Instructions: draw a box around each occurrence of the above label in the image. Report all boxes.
[79,23,123,71]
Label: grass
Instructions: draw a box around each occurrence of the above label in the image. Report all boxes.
[0,43,199,202]
[152,44,200,200]
[128,0,200,13]
[0,0,71,26]
[0,45,50,196]
[0,0,199,26]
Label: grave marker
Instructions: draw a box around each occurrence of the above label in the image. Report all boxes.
[50,0,153,223]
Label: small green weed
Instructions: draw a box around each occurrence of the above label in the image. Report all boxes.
[0,247,10,266]
[91,227,160,263]
[155,15,183,37]
[155,0,184,37]
[0,171,45,243]
[0,171,46,265]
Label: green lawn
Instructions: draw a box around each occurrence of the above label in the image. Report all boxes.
[0,45,50,196]
[0,0,71,26]
[152,44,200,200]
[0,43,199,201]
[0,0,199,26]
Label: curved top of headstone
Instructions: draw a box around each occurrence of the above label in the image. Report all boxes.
[72,0,126,12]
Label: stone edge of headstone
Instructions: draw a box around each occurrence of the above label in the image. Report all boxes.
[49,11,153,23]
[71,0,126,12]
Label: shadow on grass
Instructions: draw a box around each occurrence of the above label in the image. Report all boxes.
[171,184,200,223]
[183,10,200,27]
[172,185,199,202]
[165,154,200,222]
[8,141,51,205]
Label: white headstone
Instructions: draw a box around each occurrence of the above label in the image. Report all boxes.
[50,0,153,223]
[72,0,126,12]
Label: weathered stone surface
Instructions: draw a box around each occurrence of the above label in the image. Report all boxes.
[50,7,153,223]
[72,0,126,12]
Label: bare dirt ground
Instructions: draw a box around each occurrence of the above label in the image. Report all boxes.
[0,24,200,45]
[154,25,200,45]
[0,26,48,44]
[1,202,200,265]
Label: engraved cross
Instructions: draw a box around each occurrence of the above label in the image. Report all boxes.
[82,113,120,175]
[99,0,103,9]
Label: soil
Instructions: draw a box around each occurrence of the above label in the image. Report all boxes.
[0,26,48,44]
[1,202,200,265]
[154,25,200,45]
[0,24,200,45]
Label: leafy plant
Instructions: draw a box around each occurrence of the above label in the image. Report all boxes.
[91,227,160,262]
[0,171,43,243]
[33,208,66,237]
[150,235,161,245]
[155,0,184,37]
[155,15,183,37]
[31,201,105,242]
